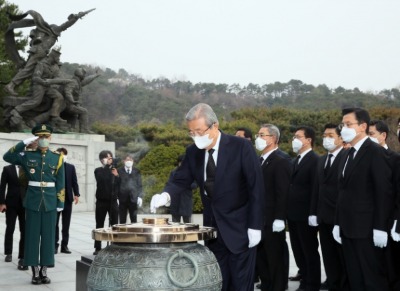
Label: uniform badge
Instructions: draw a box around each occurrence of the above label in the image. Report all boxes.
[30,169,35,174]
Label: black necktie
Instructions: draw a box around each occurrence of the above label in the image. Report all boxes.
[344,147,355,176]
[260,156,264,165]
[204,149,216,198]
[324,154,333,176]
[127,169,130,174]
[293,155,300,171]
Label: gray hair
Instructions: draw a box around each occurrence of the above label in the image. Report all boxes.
[185,103,219,126]
[261,123,280,143]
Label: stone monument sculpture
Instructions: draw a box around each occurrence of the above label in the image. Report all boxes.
[3,8,96,133]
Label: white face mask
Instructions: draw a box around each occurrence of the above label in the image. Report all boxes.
[102,158,109,165]
[192,134,213,149]
[38,138,50,148]
[341,127,357,143]
[125,161,133,168]
[322,137,337,151]
[63,155,68,163]
[255,137,268,151]
[369,136,379,144]
[292,138,303,153]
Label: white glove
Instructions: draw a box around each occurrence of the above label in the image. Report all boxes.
[391,220,400,242]
[272,219,285,232]
[137,197,143,208]
[332,225,342,244]
[373,229,388,248]
[57,208,63,212]
[23,136,38,145]
[247,228,261,248]
[308,215,318,227]
[150,192,170,213]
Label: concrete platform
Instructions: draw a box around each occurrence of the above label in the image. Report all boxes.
[0,212,325,290]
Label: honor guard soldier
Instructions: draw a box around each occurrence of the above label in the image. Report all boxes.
[3,124,65,285]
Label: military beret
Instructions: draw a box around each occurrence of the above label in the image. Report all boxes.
[31,124,53,136]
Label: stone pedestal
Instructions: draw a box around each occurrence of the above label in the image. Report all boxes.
[0,132,115,212]
[76,255,95,291]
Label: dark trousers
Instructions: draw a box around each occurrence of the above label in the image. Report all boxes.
[207,234,257,291]
[171,215,191,223]
[56,201,72,248]
[94,200,119,250]
[24,209,56,266]
[256,229,286,291]
[4,205,25,258]
[342,236,389,291]
[118,200,137,224]
[386,238,400,290]
[319,222,349,291]
[288,220,321,291]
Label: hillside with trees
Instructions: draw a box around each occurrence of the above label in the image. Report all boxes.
[1,0,400,213]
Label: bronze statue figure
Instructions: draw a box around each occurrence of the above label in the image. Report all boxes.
[3,8,97,133]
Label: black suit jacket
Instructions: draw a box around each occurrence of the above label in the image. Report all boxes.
[336,138,392,238]
[261,149,291,226]
[117,167,143,203]
[64,162,80,203]
[0,165,23,208]
[386,148,400,232]
[164,132,264,254]
[310,148,345,225]
[288,150,319,221]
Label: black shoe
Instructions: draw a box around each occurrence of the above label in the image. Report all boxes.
[40,266,51,284]
[93,249,100,255]
[320,279,329,290]
[5,254,12,262]
[18,259,28,270]
[289,272,302,281]
[31,266,41,285]
[61,246,71,254]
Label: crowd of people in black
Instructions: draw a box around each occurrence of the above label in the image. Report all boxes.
[2,105,400,290]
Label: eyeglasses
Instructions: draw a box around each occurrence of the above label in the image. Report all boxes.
[292,135,305,140]
[338,122,359,130]
[255,133,273,139]
[188,124,213,137]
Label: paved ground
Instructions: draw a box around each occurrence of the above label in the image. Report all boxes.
[0,212,325,290]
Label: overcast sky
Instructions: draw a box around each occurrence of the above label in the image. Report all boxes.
[9,0,400,92]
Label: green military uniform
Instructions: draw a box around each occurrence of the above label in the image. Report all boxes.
[3,126,65,268]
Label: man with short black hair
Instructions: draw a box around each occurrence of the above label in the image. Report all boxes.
[333,108,392,290]
[55,147,80,254]
[117,155,142,224]
[93,150,119,255]
[309,124,347,291]
[288,125,320,291]
[235,127,253,142]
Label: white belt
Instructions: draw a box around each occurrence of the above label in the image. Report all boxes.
[28,181,55,187]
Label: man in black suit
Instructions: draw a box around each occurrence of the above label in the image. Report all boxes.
[369,120,400,290]
[55,148,80,254]
[150,103,264,291]
[0,164,28,270]
[255,124,291,291]
[93,150,119,255]
[309,124,348,291]
[333,108,392,290]
[117,155,143,224]
[288,126,320,291]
